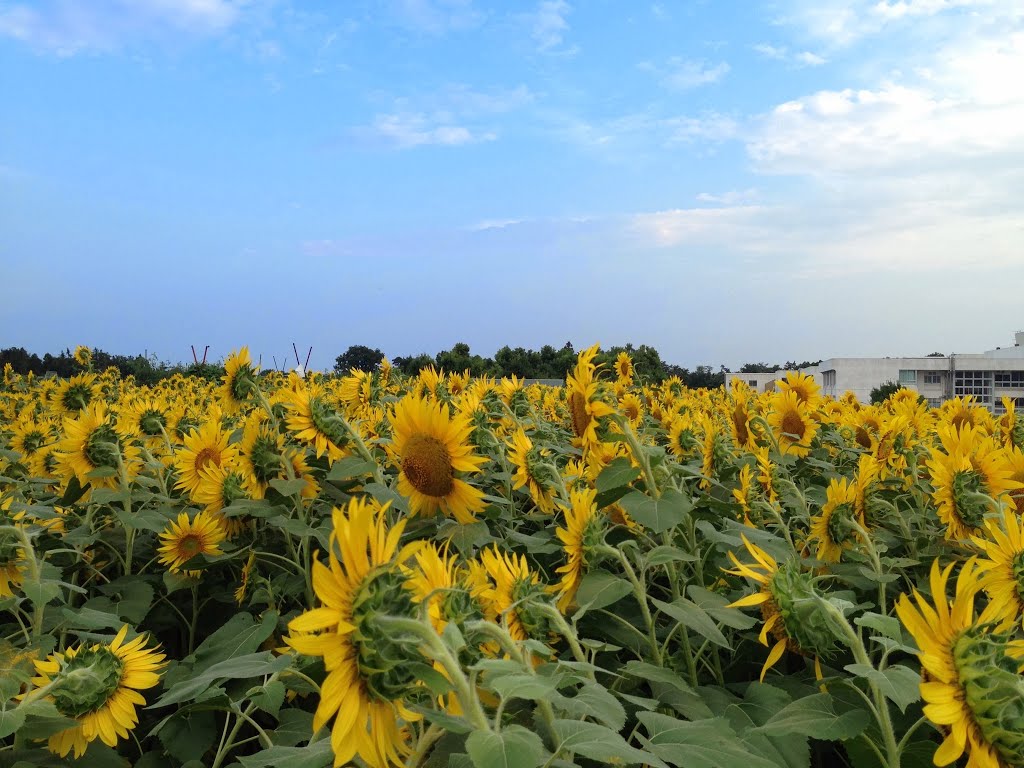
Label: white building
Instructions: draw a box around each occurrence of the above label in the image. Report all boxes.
[726,332,1024,412]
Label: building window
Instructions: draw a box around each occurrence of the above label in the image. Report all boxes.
[954,370,992,403]
[994,371,1024,388]
[748,380,757,387]
[923,371,942,385]
[927,397,943,409]
[898,369,917,384]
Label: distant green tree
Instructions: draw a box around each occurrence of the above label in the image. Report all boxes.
[740,362,779,373]
[927,352,945,357]
[334,345,385,374]
[870,381,903,404]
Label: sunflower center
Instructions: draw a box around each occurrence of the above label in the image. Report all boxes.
[194,447,221,472]
[353,567,420,702]
[951,469,989,531]
[402,435,454,497]
[178,534,203,559]
[84,423,122,470]
[952,627,1024,765]
[780,411,806,441]
[568,391,591,439]
[51,646,124,719]
[623,401,640,421]
[854,426,872,450]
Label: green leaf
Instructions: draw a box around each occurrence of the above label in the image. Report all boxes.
[755,693,870,741]
[61,605,124,631]
[13,699,77,740]
[251,680,287,717]
[638,712,781,768]
[621,661,713,720]
[0,703,25,740]
[191,610,280,673]
[687,586,758,630]
[154,652,292,707]
[113,505,172,533]
[844,664,921,713]
[466,726,545,768]
[325,456,377,482]
[269,708,315,747]
[436,520,494,555]
[651,597,731,649]
[269,478,312,497]
[647,545,697,565]
[238,739,334,768]
[157,709,217,763]
[854,612,903,641]
[20,560,62,608]
[596,457,641,493]
[552,719,666,767]
[488,673,559,701]
[551,682,627,731]
[574,570,632,612]
[618,489,690,533]
[98,577,155,624]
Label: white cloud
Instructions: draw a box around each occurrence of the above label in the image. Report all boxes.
[389,0,482,34]
[696,189,760,205]
[753,43,827,66]
[368,113,495,149]
[0,0,244,54]
[659,57,730,90]
[532,0,572,52]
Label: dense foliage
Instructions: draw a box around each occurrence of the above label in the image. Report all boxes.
[2,345,1023,768]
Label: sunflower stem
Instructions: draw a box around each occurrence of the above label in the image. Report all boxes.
[602,546,662,665]
[537,604,592,674]
[406,723,445,768]
[613,415,661,499]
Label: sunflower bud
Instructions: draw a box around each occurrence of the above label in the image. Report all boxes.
[50,647,124,719]
[768,562,841,659]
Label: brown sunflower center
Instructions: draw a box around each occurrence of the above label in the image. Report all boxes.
[569,391,590,438]
[402,435,454,497]
[855,426,872,450]
[780,411,806,440]
[178,534,203,558]
[623,401,640,421]
[194,447,221,472]
[733,404,750,446]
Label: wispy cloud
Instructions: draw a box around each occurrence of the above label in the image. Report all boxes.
[365,113,495,149]
[753,43,826,66]
[388,0,483,34]
[696,188,760,204]
[641,57,730,90]
[0,0,245,54]
[532,0,574,53]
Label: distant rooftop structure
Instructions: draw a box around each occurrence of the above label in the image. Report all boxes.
[725,331,1024,412]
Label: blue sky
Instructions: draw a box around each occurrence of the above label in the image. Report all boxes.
[3,0,1023,371]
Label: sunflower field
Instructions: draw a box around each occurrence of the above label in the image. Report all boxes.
[2,344,1024,768]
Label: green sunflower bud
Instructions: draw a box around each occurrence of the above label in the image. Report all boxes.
[954,627,1024,765]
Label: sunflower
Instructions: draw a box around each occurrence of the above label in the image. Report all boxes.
[732,464,755,525]
[972,509,1024,630]
[619,392,644,425]
[157,508,227,576]
[728,395,757,451]
[9,414,55,473]
[896,559,1024,768]
[778,371,820,409]
[220,347,260,413]
[767,390,818,457]
[667,413,699,459]
[507,428,556,514]
[53,373,98,415]
[388,393,487,524]
[479,546,552,643]
[0,522,24,597]
[174,419,239,497]
[997,397,1024,451]
[554,487,605,611]
[1002,445,1024,516]
[30,625,166,758]
[565,345,615,450]
[235,551,256,604]
[941,396,995,435]
[807,477,862,563]
[56,403,138,490]
[237,412,285,500]
[727,535,837,682]
[281,383,350,461]
[193,463,249,516]
[927,425,1021,541]
[285,498,423,768]
[614,351,634,382]
[73,345,92,367]
[118,396,171,449]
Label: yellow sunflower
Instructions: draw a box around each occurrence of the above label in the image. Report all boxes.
[927,425,1021,541]
[767,390,818,457]
[157,508,227,576]
[173,419,239,497]
[732,464,755,525]
[972,508,1024,630]
[807,477,862,563]
[565,345,615,450]
[237,412,285,500]
[726,535,837,682]
[728,395,757,451]
[479,546,551,643]
[896,559,1024,768]
[619,392,644,425]
[220,347,260,413]
[778,371,820,409]
[30,625,166,758]
[9,414,55,474]
[53,373,98,415]
[388,393,487,524]
[554,487,605,612]
[507,428,556,514]
[667,413,699,460]
[56,403,139,491]
[615,351,634,382]
[73,345,92,367]
[0,520,24,597]
[281,382,350,461]
[285,497,422,768]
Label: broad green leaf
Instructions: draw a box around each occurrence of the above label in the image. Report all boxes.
[574,570,632,612]
[61,605,123,631]
[0,704,25,740]
[647,545,697,566]
[552,682,626,731]
[552,719,666,767]
[621,661,713,720]
[154,652,292,707]
[113,505,171,533]
[652,597,731,649]
[238,739,334,768]
[269,708,315,747]
[436,520,494,555]
[844,664,921,713]
[466,726,545,768]
[755,692,870,741]
[687,586,758,630]
[268,478,312,497]
[618,489,691,533]
[20,561,62,608]
[191,610,280,673]
[157,709,218,763]
[854,612,903,641]
[488,672,558,701]
[98,577,155,624]
[15,699,77,740]
[325,456,376,482]
[596,457,641,493]
[250,680,286,718]
[638,712,781,768]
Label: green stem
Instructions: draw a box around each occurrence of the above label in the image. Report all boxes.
[613,416,660,499]
[602,547,662,665]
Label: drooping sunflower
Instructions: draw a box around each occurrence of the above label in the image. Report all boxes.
[73,345,92,367]
[174,419,239,497]
[53,373,98,415]
[807,477,863,563]
[281,382,350,461]
[479,546,552,643]
[507,428,556,514]
[56,403,139,490]
[667,412,699,460]
[972,508,1024,630]
[727,535,837,682]
[732,463,755,525]
[220,347,260,413]
[388,393,487,524]
[767,390,819,457]
[896,559,1024,768]
[235,551,256,604]
[9,414,55,474]
[285,498,423,768]
[927,425,1021,541]
[237,412,285,500]
[30,625,166,758]
[157,508,227,576]
[565,345,615,450]
[554,487,605,612]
